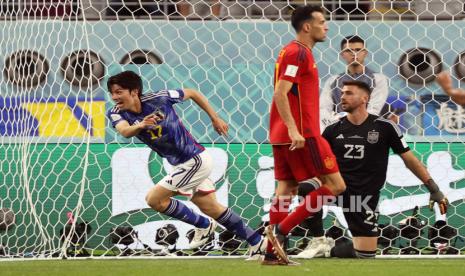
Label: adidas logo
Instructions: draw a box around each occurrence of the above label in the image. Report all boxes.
[336,134,344,139]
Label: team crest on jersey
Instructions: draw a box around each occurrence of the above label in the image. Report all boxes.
[367,131,379,144]
[324,157,336,169]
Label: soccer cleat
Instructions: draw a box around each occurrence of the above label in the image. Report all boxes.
[188,218,217,249]
[295,236,335,259]
[261,252,300,266]
[264,225,289,264]
[261,252,288,265]
[245,237,267,261]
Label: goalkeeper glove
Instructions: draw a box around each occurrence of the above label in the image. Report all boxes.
[425,179,449,215]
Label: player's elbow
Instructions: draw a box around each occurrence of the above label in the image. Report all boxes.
[118,128,136,138]
[273,91,286,101]
[120,132,133,139]
[183,88,201,101]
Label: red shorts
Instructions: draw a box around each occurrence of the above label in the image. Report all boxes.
[272,135,339,182]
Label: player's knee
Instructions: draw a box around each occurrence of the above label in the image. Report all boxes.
[320,174,346,195]
[330,241,356,258]
[276,180,299,196]
[146,192,169,212]
[298,178,321,197]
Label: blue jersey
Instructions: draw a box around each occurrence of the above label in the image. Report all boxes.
[108,89,205,165]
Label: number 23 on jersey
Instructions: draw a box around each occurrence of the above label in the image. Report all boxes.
[344,144,365,159]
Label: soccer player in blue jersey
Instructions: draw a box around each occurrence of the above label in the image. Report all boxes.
[107,70,265,258]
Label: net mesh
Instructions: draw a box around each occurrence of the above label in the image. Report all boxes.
[0,0,464,258]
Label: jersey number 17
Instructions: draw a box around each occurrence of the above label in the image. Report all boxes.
[147,125,163,140]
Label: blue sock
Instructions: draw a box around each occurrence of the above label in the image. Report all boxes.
[216,208,261,246]
[162,199,210,229]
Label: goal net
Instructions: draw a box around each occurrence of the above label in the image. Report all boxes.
[0,0,464,259]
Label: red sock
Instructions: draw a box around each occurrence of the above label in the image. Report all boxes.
[278,186,335,235]
[266,196,291,253]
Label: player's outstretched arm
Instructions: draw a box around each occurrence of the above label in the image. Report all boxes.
[182,88,229,136]
[399,151,449,214]
[114,115,158,138]
[436,71,465,105]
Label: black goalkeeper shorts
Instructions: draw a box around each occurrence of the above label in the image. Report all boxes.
[337,191,380,237]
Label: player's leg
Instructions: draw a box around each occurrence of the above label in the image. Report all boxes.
[159,151,221,249]
[276,136,345,236]
[329,237,377,259]
[262,145,299,264]
[145,151,214,247]
[352,237,377,258]
[330,193,379,258]
[266,137,345,263]
[296,178,325,238]
[145,184,210,229]
[294,178,333,259]
[191,190,266,258]
[346,193,379,258]
[263,179,298,264]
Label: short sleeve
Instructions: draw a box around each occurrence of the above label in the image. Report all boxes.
[107,108,125,128]
[142,89,185,105]
[165,89,185,104]
[278,47,306,84]
[386,121,410,154]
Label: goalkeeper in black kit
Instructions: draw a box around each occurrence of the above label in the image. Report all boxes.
[295,80,449,259]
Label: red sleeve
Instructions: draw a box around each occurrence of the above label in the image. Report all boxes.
[278,46,306,84]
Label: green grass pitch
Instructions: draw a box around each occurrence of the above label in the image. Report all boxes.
[1,259,465,276]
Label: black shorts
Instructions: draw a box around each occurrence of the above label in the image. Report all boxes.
[337,191,380,237]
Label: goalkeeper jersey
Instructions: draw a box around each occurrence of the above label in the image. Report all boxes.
[322,114,410,195]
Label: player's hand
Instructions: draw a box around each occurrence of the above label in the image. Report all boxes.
[436,71,453,94]
[140,114,158,129]
[212,117,229,136]
[425,179,448,215]
[153,111,165,122]
[288,129,305,151]
[429,190,449,215]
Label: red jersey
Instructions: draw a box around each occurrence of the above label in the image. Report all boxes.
[269,40,321,144]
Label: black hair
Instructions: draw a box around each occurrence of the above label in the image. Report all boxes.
[340,35,365,50]
[291,5,324,32]
[107,70,143,97]
[343,80,372,96]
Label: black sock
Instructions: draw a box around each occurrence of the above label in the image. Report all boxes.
[354,249,376,259]
[330,241,356,258]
